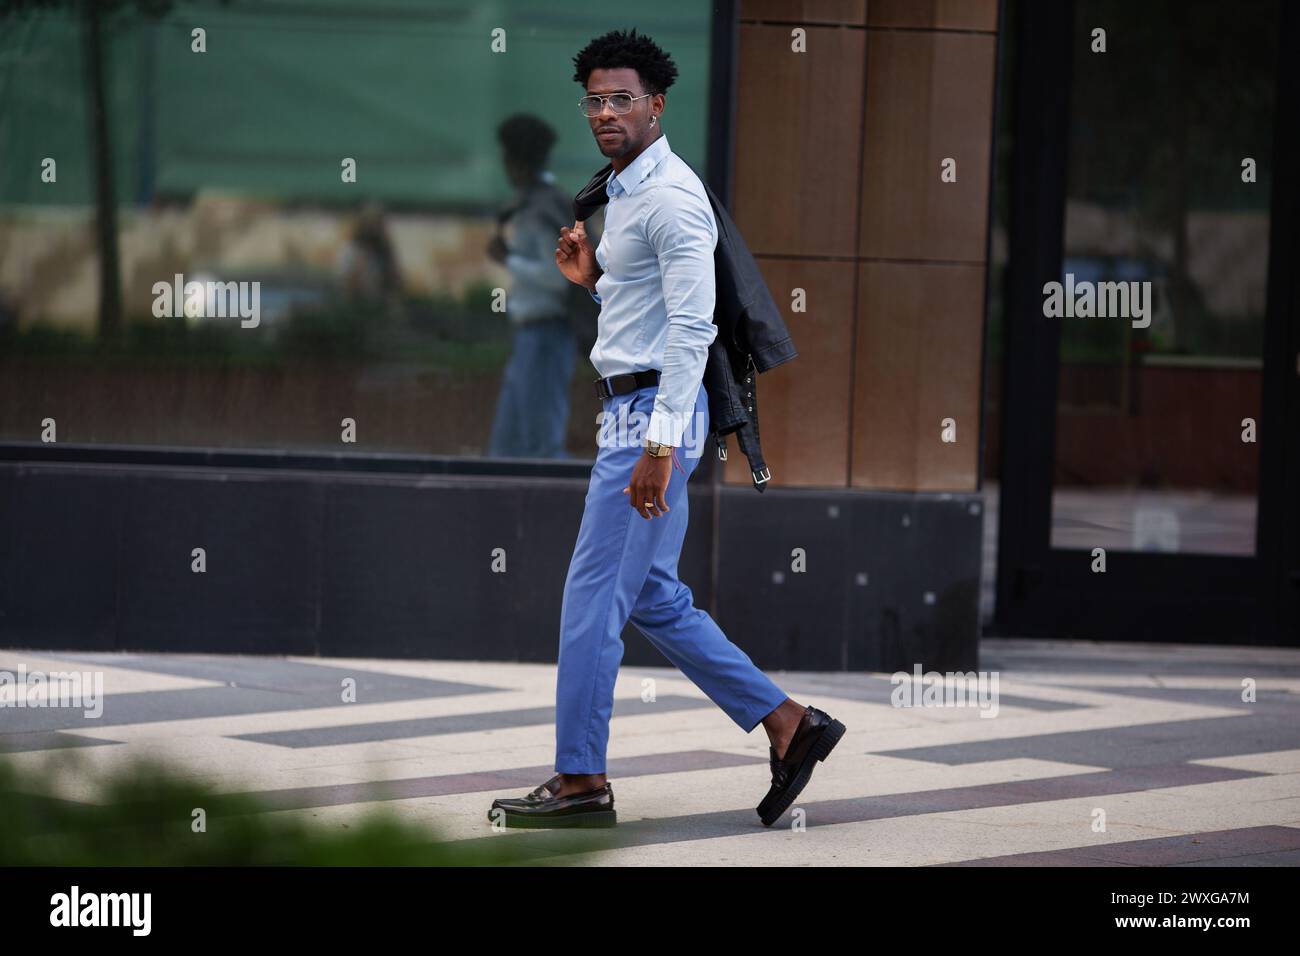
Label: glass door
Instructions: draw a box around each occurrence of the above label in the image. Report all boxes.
[992,0,1299,645]
[1049,0,1276,558]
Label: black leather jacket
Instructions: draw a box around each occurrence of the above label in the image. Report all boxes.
[573,163,797,491]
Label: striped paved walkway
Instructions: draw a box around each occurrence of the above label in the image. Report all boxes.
[2,639,1299,865]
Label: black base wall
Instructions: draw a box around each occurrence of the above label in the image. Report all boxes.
[0,460,983,673]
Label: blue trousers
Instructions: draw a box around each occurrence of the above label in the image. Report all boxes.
[488,315,576,459]
[554,380,789,774]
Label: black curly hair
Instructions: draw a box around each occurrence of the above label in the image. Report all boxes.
[571,27,679,97]
[496,114,557,172]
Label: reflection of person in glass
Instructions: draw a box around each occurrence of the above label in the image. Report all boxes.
[335,202,403,316]
[486,115,578,459]
[488,29,844,830]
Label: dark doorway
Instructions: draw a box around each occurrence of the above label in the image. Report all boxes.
[993,0,1300,644]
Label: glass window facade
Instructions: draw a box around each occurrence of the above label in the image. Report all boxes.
[1049,0,1278,555]
[0,1,713,460]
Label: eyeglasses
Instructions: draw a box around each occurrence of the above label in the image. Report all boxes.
[578,92,651,117]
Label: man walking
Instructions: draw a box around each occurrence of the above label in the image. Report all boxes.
[488,28,844,830]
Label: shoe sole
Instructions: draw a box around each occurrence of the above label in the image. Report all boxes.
[757,718,846,826]
[490,808,618,829]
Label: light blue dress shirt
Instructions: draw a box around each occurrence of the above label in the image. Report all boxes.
[586,133,718,447]
[503,169,573,324]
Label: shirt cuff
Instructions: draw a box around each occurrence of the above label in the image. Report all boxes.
[588,287,602,304]
[646,408,688,448]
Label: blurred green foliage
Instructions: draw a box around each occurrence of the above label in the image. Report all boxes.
[0,284,512,372]
[0,749,610,866]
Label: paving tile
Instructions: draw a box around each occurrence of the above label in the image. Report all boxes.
[3,640,1300,866]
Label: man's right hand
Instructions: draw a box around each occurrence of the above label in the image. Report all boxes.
[555,221,600,291]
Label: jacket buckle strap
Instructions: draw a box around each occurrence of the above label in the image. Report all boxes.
[716,435,728,461]
[752,465,771,485]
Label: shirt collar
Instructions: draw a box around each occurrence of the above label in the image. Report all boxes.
[606,134,670,199]
[517,168,555,199]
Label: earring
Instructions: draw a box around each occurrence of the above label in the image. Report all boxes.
[650,116,656,126]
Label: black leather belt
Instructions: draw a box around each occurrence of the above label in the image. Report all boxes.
[593,369,660,400]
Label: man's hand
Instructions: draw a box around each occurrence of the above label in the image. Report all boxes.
[555,221,601,290]
[623,452,673,519]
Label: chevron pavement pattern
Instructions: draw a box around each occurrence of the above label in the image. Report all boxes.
[2,639,1299,866]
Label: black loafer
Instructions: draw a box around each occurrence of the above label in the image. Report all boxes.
[488,773,617,828]
[757,705,845,826]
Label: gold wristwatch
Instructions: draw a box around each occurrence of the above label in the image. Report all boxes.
[644,440,673,458]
